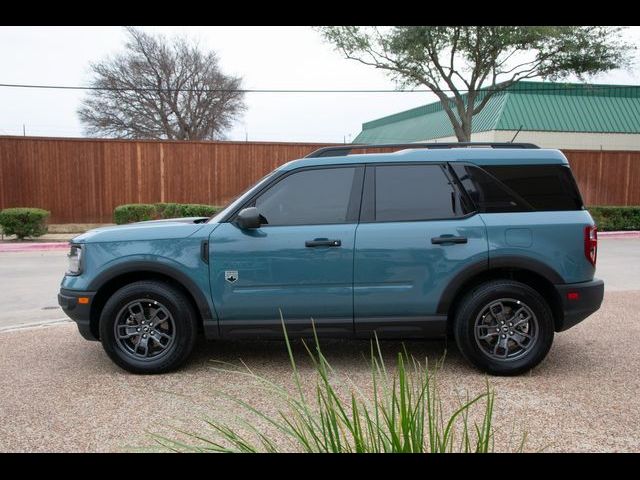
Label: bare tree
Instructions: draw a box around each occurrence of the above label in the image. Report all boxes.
[318,26,634,142]
[78,27,246,140]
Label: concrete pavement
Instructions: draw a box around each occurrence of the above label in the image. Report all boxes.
[0,290,638,452]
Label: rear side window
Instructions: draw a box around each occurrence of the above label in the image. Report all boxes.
[450,164,583,213]
[254,167,357,226]
[483,165,584,211]
[374,165,461,221]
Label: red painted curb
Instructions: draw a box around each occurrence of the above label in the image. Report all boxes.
[0,242,69,252]
[599,231,640,238]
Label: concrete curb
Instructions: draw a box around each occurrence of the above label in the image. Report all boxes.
[0,242,69,253]
[598,231,640,238]
[0,319,72,334]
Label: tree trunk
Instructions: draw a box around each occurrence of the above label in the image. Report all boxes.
[458,110,473,142]
[455,129,471,142]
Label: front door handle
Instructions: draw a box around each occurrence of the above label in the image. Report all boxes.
[305,239,342,247]
[431,235,468,245]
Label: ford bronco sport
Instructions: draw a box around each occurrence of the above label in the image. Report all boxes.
[58,143,604,375]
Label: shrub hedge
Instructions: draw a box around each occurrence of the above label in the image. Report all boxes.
[0,207,50,239]
[113,204,157,225]
[114,203,222,225]
[588,206,640,231]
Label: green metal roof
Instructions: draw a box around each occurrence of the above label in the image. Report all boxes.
[354,81,640,144]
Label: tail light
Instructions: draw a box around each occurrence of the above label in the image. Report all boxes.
[584,225,598,267]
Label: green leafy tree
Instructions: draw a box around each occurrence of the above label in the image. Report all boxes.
[318,26,634,142]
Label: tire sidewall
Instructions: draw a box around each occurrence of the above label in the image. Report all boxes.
[99,281,197,374]
[454,281,554,376]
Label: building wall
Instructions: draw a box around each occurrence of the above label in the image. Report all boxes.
[426,131,640,150]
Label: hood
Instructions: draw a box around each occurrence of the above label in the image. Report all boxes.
[71,217,211,244]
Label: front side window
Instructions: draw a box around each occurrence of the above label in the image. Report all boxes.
[374,165,461,222]
[253,167,357,226]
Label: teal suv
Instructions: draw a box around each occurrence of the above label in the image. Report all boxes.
[58,143,604,375]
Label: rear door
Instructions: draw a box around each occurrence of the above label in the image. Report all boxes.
[353,163,488,338]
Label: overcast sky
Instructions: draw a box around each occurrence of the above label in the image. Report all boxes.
[1,26,639,143]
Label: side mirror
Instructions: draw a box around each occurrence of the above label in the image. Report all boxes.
[235,207,264,229]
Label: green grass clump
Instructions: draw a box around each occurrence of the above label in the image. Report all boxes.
[150,320,515,453]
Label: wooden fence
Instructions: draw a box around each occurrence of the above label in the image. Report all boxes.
[0,136,639,223]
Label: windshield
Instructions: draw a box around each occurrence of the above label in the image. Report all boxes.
[208,171,278,223]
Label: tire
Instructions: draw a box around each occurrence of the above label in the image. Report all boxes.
[453,280,554,376]
[99,280,198,374]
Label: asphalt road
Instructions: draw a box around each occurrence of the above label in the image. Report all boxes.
[0,238,638,452]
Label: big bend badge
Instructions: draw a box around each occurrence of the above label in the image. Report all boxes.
[225,270,238,284]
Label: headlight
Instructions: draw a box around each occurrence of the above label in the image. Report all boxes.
[67,244,83,275]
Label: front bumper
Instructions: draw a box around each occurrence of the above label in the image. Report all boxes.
[58,288,98,340]
[554,278,604,332]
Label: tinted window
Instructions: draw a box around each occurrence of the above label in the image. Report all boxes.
[483,165,583,211]
[254,167,357,226]
[450,164,533,213]
[374,165,460,221]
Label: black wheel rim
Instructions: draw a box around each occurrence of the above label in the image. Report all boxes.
[473,298,539,361]
[114,298,176,361]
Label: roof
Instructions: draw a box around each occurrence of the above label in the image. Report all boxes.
[354,81,640,144]
[280,147,568,171]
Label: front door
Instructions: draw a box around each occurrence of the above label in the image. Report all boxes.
[209,165,364,338]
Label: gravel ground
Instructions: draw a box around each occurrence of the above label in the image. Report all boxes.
[0,290,638,453]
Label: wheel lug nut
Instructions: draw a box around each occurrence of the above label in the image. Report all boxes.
[509,331,514,335]
[509,323,513,327]
[143,334,147,338]
[501,334,506,338]
[136,328,140,332]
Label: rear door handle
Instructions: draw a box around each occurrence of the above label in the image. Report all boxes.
[431,235,468,245]
[305,239,342,247]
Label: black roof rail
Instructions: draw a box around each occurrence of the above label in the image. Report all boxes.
[305,142,540,158]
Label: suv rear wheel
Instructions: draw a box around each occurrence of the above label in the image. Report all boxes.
[99,280,198,374]
[453,280,554,375]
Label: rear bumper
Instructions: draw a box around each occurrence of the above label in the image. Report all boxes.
[554,278,604,332]
[58,288,98,341]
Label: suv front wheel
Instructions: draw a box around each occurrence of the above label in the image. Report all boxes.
[453,280,555,376]
[99,280,198,374]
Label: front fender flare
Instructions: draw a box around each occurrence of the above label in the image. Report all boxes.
[88,258,217,336]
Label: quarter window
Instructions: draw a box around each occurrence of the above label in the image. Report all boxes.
[253,167,357,226]
[450,164,583,213]
[483,165,584,211]
[374,165,461,222]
